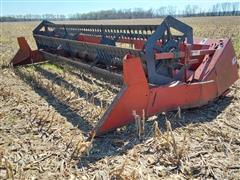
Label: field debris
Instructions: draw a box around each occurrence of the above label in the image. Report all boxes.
[133,110,146,140]
[1,66,239,179]
[0,17,240,179]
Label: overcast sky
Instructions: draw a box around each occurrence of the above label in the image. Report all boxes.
[1,0,240,16]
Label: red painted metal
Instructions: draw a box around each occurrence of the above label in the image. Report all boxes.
[76,34,146,50]
[11,37,44,66]
[155,49,215,60]
[11,35,239,136]
[197,39,239,95]
[94,39,239,135]
[77,35,101,44]
[118,39,146,49]
[94,55,150,134]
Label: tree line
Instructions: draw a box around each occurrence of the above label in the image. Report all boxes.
[1,2,239,22]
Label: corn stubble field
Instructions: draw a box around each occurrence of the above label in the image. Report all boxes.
[0,16,240,179]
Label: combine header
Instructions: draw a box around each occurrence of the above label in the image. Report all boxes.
[11,16,239,135]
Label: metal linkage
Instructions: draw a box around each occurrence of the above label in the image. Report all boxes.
[145,16,193,85]
[33,16,193,85]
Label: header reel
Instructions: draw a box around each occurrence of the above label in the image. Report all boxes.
[11,16,239,136]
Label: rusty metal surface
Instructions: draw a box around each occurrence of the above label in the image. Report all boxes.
[11,37,44,66]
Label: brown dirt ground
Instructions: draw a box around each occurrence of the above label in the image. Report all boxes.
[0,17,240,179]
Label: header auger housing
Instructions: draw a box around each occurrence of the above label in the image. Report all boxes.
[11,16,239,136]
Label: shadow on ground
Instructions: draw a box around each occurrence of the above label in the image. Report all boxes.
[34,66,110,107]
[14,65,233,168]
[78,96,233,168]
[14,67,93,134]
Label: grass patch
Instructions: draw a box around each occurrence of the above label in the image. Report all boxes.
[23,62,64,74]
[40,63,64,73]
